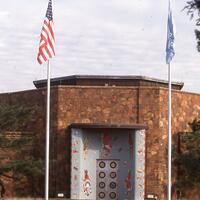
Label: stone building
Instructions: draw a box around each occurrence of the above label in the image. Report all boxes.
[0,75,200,200]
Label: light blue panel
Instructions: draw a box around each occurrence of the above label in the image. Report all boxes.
[134,129,145,200]
[103,130,135,200]
[80,130,101,198]
[70,128,145,200]
[70,128,83,199]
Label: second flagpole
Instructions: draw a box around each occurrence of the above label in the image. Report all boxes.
[45,60,51,200]
[168,62,172,200]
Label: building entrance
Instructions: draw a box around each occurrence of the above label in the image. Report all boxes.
[70,124,145,200]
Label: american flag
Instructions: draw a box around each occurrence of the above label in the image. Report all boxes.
[37,0,55,64]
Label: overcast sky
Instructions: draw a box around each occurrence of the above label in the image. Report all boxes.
[0,0,199,93]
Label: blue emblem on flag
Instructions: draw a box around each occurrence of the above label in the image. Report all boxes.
[166,1,175,64]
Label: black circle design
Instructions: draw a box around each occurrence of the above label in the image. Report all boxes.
[110,161,117,169]
[110,172,117,179]
[99,182,106,189]
[109,192,117,199]
[110,182,117,189]
[99,192,106,199]
[99,171,106,178]
[99,161,106,168]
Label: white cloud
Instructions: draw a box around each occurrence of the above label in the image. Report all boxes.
[0,0,199,93]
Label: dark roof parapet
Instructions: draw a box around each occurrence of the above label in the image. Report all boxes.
[33,75,184,90]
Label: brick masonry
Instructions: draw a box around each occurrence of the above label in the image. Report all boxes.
[0,85,200,199]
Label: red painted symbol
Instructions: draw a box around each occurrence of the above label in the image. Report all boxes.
[102,133,112,155]
[83,138,89,160]
[72,150,78,154]
[83,170,92,196]
[128,134,133,158]
[125,171,132,192]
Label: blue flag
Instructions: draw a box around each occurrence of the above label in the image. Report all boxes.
[166,0,175,64]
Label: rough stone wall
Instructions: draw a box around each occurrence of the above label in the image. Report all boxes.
[56,86,139,197]
[139,88,200,200]
[158,89,200,200]
[0,85,200,200]
[0,88,59,197]
[137,88,162,199]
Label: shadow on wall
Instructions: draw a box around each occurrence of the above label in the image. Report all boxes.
[0,179,5,197]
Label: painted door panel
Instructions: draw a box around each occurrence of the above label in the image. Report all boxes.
[96,159,119,200]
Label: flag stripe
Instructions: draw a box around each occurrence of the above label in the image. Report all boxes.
[44,28,55,55]
[42,48,49,61]
[37,0,55,65]
[44,20,55,39]
[45,45,53,58]
[46,43,55,57]
[40,22,55,52]
[37,55,45,64]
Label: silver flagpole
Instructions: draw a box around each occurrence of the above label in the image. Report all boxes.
[45,60,51,200]
[168,62,172,200]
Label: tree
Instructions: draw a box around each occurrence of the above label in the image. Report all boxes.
[174,119,200,192]
[185,1,200,25]
[184,0,200,52]
[0,104,45,197]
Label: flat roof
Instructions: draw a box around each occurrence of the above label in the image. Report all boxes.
[33,75,184,90]
[69,123,147,130]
